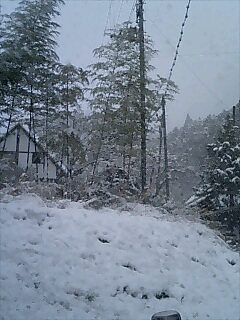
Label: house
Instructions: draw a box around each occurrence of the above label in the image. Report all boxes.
[0,124,65,182]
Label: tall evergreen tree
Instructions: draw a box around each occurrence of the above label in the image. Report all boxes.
[43,63,88,171]
[88,22,178,183]
[195,114,240,210]
[0,0,64,126]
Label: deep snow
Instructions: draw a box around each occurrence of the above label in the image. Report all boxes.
[0,194,239,320]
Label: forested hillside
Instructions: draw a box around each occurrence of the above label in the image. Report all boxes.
[167,104,240,204]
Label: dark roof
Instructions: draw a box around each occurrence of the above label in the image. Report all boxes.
[0,123,68,175]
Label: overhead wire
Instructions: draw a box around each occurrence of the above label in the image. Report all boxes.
[154,0,192,199]
[90,0,139,180]
[146,16,225,108]
[163,0,191,101]
[128,0,137,22]
[100,0,113,47]
[90,0,125,180]
[116,0,124,25]
[148,0,192,122]
[89,0,113,179]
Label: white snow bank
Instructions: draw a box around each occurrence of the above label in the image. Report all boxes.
[0,195,239,320]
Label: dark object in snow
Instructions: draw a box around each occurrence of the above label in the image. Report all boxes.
[123,285,129,293]
[151,310,181,320]
[98,237,110,244]
[122,263,137,271]
[155,291,170,299]
[34,281,40,289]
[226,258,236,266]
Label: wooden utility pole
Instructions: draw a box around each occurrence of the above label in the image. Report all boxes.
[229,104,237,208]
[66,70,70,176]
[155,123,163,196]
[161,96,170,200]
[232,105,236,126]
[137,0,147,193]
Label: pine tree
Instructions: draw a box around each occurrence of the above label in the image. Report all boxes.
[43,63,88,172]
[0,0,64,126]
[195,114,240,210]
[88,22,178,184]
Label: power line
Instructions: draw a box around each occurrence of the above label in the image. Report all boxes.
[177,52,239,57]
[159,0,192,200]
[128,0,136,22]
[90,3,135,180]
[116,0,124,25]
[163,0,191,99]
[101,0,113,46]
[146,16,225,107]
[150,0,193,119]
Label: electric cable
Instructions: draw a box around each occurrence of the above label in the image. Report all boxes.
[163,0,191,101]
[116,0,124,25]
[146,16,225,108]
[156,0,192,199]
[128,0,137,22]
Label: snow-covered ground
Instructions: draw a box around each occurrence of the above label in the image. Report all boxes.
[0,194,239,320]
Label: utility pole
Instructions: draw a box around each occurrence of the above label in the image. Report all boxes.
[0,0,3,25]
[137,0,147,193]
[155,123,163,196]
[230,104,237,208]
[232,105,236,126]
[161,96,170,200]
[66,70,70,175]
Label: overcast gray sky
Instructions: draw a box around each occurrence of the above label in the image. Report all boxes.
[2,0,240,130]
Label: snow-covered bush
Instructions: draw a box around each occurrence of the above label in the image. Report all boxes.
[0,180,64,201]
[0,157,24,186]
[82,166,141,209]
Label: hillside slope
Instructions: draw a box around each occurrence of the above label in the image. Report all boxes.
[167,105,240,203]
[0,194,239,320]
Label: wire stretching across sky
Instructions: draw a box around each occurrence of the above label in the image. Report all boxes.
[116,0,124,25]
[101,0,113,45]
[163,0,191,99]
[128,0,137,22]
[101,0,135,45]
[146,17,226,107]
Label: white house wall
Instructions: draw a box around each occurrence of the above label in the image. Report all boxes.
[46,160,57,179]
[0,128,36,152]
[0,130,19,151]
[0,127,57,180]
[18,128,36,152]
[17,153,56,179]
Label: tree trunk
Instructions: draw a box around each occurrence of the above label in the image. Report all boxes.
[161,97,170,200]
[127,131,134,181]
[155,125,163,195]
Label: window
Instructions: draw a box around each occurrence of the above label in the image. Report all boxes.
[32,152,43,164]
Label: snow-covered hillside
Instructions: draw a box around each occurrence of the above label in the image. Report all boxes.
[0,194,239,320]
